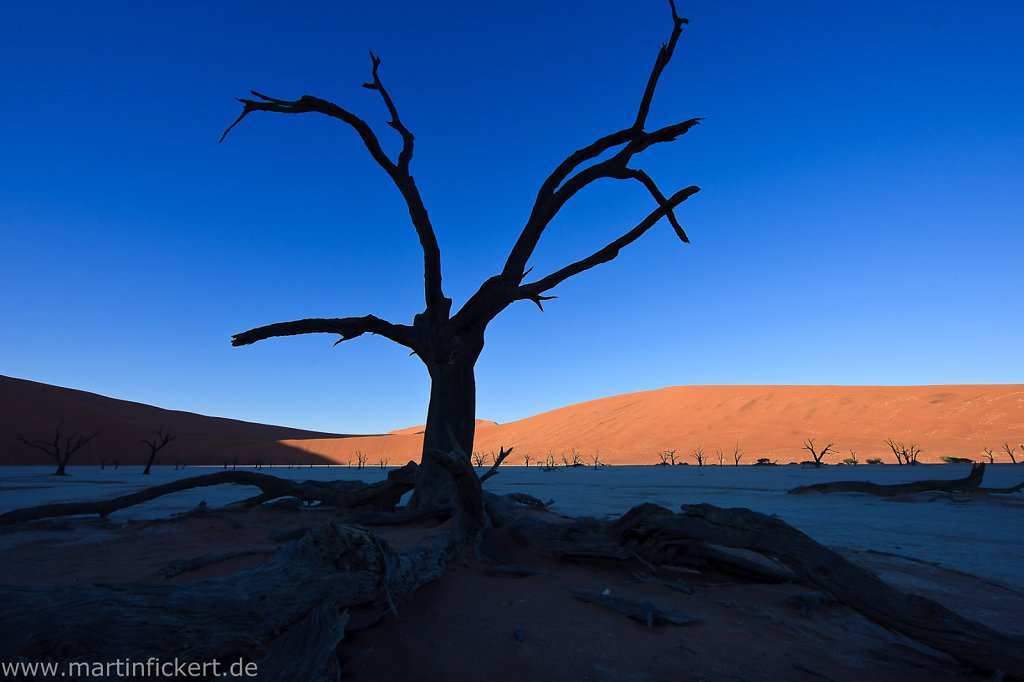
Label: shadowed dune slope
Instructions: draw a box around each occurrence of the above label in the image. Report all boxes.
[0,375,349,466]
[3,376,1022,467]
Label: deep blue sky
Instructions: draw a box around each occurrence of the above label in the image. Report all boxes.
[3,1,1022,434]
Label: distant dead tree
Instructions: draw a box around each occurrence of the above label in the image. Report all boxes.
[472,452,487,467]
[378,457,389,469]
[715,448,724,466]
[690,445,706,467]
[884,438,922,465]
[802,438,837,466]
[1004,442,1019,464]
[843,450,858,466]
[656,449,676,466]
[523,453,532,467]
[142,427,176,475]
[732,444,744,466]
[591,451,603,468]
[16,426,98,476]
[981,447,996,464]
[355,450,368,469]
[222,3,700,519]
[568,448,584,467]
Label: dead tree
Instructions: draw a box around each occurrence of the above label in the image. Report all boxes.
[1005,442,1019,464]
[732,444,743,465]
[142,426,176,475]
[15,426,98,476]
[222,4,699,522]
[690,445,706,467]
[981,447,996,463]
[801,438,836,466]
[884,438,922,465]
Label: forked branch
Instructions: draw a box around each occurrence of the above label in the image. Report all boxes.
[221,57,447,317]
[499,0,697,284]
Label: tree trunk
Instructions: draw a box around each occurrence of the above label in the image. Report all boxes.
[410,349,481,511]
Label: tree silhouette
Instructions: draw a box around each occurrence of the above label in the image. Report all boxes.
[16,426,98,476]
[224,3,700,519]
[142,427,176,475]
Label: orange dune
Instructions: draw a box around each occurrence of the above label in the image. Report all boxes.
[287,384,1024,466]
[3,375,1022,467]
[0,375,348,467]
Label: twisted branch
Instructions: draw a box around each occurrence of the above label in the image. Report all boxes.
[221,57,447,318]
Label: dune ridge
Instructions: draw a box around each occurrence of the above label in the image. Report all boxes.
[3,375,1021,467]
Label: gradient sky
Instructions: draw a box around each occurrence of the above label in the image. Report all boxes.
[3,1,1022,434]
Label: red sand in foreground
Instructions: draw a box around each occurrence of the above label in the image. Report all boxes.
[3,375,1021,466]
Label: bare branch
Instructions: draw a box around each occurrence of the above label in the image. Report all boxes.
[362,52,415,173]
[231,315,416,351]
[222,68,447,316]
[515,184,699,300]
[499,2,698,283]
[479,445,513,484]
[634,2,688,130]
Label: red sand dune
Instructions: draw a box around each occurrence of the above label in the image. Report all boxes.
[0,375,346,467]
[3,375,1020,467]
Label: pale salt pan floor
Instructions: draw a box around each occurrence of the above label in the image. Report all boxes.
[2,463,1022,588]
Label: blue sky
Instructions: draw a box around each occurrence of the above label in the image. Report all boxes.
[2,1,1022,434]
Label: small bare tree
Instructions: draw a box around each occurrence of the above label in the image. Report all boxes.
[142,427,176,475]
[355,450,368,469]
[715,448,724,466]
[523,453,532,467]
[690,445,706,467]
[732,444,744,466]
[569,448,584,467]
[472,451,487,467]
[16,426,99,476]
[542,451,558,471]
[884,438,922,465]
[1004,442,1019,464]
[802,438,837,466]
[843,450,858,466]
[656,450,675,466]
[981,447,996,464]
[591,451,603,468]
[378,456,389,469]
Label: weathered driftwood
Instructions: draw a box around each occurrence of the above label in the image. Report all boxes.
[512,502,1024,678]
[568,588,699,627]
[0,464,418,526]
[787,462,996,496]
[0,521,453,679]
[654,504,1024,678]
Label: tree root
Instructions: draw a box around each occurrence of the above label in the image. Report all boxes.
[0,464,418,526]
[0,521,454,678]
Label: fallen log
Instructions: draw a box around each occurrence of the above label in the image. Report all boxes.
[0,464,418,526]
[0,521,453,678]
[787,463,990,496]
[643,503,1024,678]
[568,588,699,627]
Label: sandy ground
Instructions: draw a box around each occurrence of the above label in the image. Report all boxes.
[1,465,1022,681]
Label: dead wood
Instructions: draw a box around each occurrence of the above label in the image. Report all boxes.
[155,548,276,578]
[787,463,992,496]
[510,502,1024,677]
[0,464,418,526]
[0,521,453,678]
[568,588,700,627]
[649,503,1024,678]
